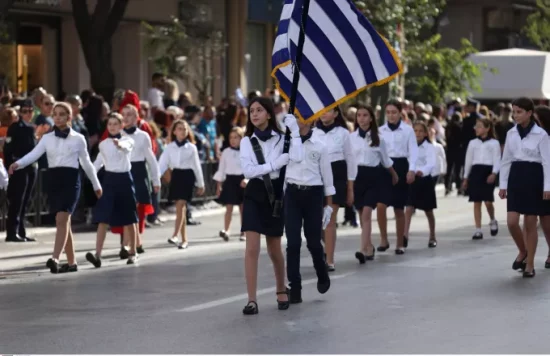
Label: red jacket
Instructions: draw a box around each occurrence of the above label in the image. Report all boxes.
[100,90,158,154]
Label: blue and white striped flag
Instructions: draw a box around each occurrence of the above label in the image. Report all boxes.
[272,0,403,123]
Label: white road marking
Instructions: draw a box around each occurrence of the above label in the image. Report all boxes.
[178,272,355,313]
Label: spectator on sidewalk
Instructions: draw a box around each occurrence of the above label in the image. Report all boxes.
[3,100,36,242]
[147,73,166,118]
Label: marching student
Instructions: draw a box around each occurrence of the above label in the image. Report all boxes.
[8,102,102,274]
[377,99,418,254]
[403,122,438,249]
[499,97,550,278]
[239,97,302,315]
[285,119,333,304]
[86,113,139,268]
[159,119,205,249]
[214,126,246,241]
[462,117,500,240]
[429,127,446,185]
[531,105,550,269]
[116,104,160,256]
[313,106,356,272]
[350,105,397,263]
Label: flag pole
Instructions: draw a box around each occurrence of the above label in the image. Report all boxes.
[288,0,311,115]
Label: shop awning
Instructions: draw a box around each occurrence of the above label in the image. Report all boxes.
[468,48,550,100]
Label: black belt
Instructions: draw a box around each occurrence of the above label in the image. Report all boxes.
[288,183,322,190]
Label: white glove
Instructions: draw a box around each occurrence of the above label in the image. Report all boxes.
[283,114,300,138]
[322,205,333,230]
[271,153,290,171]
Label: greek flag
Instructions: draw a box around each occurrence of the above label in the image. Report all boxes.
[272,0,403,122]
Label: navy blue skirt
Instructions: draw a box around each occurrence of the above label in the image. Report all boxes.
[47,167,81,214]
[241,178,284,237]
[407,175,437,211]
[353,165,381,210]
[467,164,495,202]
[218,174,245,205]
[169,168,196,201]
[379,157,409,209]
[93,171,138,226]
[130,161,152,205]
[507,161,543,215]
[331,160,348,207]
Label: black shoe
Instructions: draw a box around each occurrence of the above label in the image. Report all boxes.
[377,244,390,252]
[545,256,550,269]
[187,219,201,226]
[403,236,409,248]
[219,230,229,242]
[317,275,330,294]
[472,232,483,240]
[355,251,366,264]
[276,288,290,310]
[289,288,302,304]
[366,247,375,261]
[136,245,145,254]
[512,255,527,271]
[5,235,25,242]
[243,301,258,315]
[523,269,536,278]
[119,248,129,260]
[23,236,36,242]
[85,252,102,268]
[428,240,437,248]
[58,263,78,273]
[46,258,59,274]
[395,248,405,255]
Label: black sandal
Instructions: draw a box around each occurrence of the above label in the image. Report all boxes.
[276,288,290,310]
[242,301,258,315]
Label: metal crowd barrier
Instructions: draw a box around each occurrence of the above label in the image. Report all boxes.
[0,162,220,232]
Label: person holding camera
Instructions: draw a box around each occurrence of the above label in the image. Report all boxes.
[239,97,303,315]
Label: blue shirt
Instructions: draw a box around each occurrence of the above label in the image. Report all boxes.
[197,118,217,160]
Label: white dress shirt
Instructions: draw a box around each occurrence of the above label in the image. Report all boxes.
[94,135,134,173]
[379,121,419,171]
[0,158,8,190]
[349,130,393,168]
[213,147,243,182]
[158,141,205,188]
[147,87,164,111]
[126,127,161,187]
[463,137,501,178]
[312,126,357,180]
[500,124,550,190]
[415,139,436,177]
[286,135,336,196]
[240,131,303,180]
[432,141,447,177]
[15,129,101,191]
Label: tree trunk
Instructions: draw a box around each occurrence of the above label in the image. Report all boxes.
[71,0,128,105]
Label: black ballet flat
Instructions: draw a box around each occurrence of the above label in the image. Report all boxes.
[523,269,536,278]
[58,263,78,273]
[377,244,390,252]
[366,248,375,261]
[85,252,102,268]
[136,245,145,254]
[395,248,405,255]
[243,301,259,315]
[46,258,59,274]
[403,236,409,248]
[512,255,527,271]
[355,251,366,264]
[276,288,290,310]
[545,255,550,269]
[428,240,437,248]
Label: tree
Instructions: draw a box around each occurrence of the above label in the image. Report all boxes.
[522,0,550,51]
[71,0,129,104]
[142,2,225,105]
[352,0,488,103]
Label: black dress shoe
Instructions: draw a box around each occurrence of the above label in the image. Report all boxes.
[23,236,36,242]
[289,288,302,304]
[512,255,527,271]
[187,219,201,226]
[523,269,536,278]
[5,235,25,242]
[317,276,331,294]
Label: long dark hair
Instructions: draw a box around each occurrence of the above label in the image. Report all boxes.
[318,106,347,129]
[245,96,283,137]
[512,97,536,123]
[355,104,380,147]
[476,117,496,139]
[385,99,403,113]
[535,105,550,135]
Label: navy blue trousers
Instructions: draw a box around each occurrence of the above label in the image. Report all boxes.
[284,185,326,290]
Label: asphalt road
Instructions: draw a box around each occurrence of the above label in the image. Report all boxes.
[2,193,550,354]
